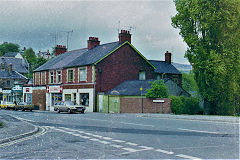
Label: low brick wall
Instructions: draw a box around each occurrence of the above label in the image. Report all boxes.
[120,97,171,113]
[32,89,46,110]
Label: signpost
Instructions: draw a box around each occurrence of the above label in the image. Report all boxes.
[153,100,165,113]
[140,87,143,113]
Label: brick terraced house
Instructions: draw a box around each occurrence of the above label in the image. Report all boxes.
[33,30,157,111]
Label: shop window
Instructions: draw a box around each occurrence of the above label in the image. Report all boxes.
[68,69,74,82]
[80,93,89,106]
[139,71,146,80]
[79,67,87,81]
[49,71,54,84]
[65,94,71,101]
[57,70,62,83]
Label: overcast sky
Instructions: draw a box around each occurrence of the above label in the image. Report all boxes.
[0,0,189,64]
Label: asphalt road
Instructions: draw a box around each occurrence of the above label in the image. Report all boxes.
[0,110,239,159]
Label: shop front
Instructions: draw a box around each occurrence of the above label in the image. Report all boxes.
[2,90,12,102]
[62,88,94,112]
[46,85,63,111]
[23,87,33,104]
[12,84,23,103]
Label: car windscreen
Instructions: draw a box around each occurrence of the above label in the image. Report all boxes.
[65,101,74,105]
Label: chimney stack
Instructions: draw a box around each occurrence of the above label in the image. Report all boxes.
[55,45,67,56]
[87,37,100,50]
[119,30,131,43]
[165,51,172,64]
[9,63,13,75]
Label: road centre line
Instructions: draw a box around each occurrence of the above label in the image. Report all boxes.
[112,139,125,143]
[110,144,123,148]
[102,137,112,140]
[176,154,202,160]
[155,149,174,155]
[125,142,138,146]
[178,128,218,134]
[139,146,154,150]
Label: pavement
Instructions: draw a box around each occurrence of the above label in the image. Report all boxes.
[137,113,240,123]
[0,114,39,144]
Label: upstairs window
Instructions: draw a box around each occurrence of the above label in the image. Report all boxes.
[49,71,54,84]
[79,67,87,81]
[57,70,62,83]
[139,71,146,80]
[68,69,74,82]
[41,71,46,85]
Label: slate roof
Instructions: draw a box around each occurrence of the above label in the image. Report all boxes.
[106,79,169,96]
[0,70,28,79]
[0,57,29,74]
[149,60,181,75]
[3,52,19,57]
[34,41,121,71]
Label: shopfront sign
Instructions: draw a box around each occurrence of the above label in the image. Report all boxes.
[3,90,11,94]
[23,87,32,93]
[47,86,62,93]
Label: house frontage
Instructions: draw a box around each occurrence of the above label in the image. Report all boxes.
[33,30,156,112]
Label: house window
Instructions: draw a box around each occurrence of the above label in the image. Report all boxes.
[79,67,87,81]
[57,70,62,83]
[41,72,46,85]
[7,81,10,86]
[139,71,146,80]
[49,71,54,84]
[67,69,74,82]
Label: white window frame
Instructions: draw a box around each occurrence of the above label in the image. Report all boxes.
[49,71,54,84]
[79,67,87,82]
[56,70,62,83]
[67,68,74,83]
[41,71,46,85]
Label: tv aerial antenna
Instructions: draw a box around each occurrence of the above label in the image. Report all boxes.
[61,30,73,49]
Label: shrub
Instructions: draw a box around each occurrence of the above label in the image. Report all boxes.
[170,96,201,115]
[146,80,169,98]
[0,121,4,128]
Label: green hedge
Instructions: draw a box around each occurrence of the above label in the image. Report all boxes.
[170,96,201,115]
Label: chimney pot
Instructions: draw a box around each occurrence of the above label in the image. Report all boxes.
[87,36,100,50]
[9,63,13,75]
[119,29,131,43]
[55,44,67,56]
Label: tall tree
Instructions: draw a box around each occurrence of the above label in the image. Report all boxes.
[0,42,20,56]
[22,48,37,78]
[172,0,240,115]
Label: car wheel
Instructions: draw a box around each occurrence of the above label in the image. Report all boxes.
[81,110,84,114]
[67,108,72,114]
[57,108,60,113]
[30,109,32,112]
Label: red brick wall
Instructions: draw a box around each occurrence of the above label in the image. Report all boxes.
[95,44,155,92]
[32,89,46,110]
[120,97,171,113]
[87,66,92,83]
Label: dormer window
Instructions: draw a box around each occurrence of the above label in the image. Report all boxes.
[139,71,146,80]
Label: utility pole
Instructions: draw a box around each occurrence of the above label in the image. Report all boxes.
[61,30,73,49]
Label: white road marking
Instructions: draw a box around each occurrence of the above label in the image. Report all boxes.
[102,137,112,140]
[155,149,174,155]
[178,128,218,134]
[112,139,125,143]
[92,135,102,138]
[121,122,154,127]
[89,138,99,142]
[176,154,202,160]
[84,133,94,136]
[126,142,138,146]
[139,146,154,150]
[122,147,138,152]
[98,140,110,144]
[110,144,123,148]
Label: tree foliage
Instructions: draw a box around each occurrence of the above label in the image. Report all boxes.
[0,42,20,56]
[146,80,169,98]
[22,48,48,78]
[182,71,198,94]
[172,0,240,115]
